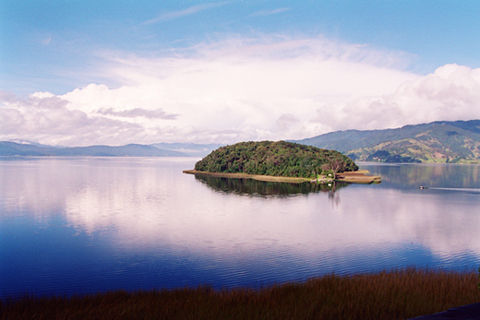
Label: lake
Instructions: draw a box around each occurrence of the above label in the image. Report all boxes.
[0,157,479,299]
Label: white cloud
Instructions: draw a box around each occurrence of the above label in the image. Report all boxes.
[0,91,146,146]
[314,64,480,131]
[250,7,290,17]
[98,107,178,119]
[143,1,229,25]
[40,35,52,46]
[1,36,479,146]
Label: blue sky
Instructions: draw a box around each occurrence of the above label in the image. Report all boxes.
[2,0,479,94]
[1,1,480,145]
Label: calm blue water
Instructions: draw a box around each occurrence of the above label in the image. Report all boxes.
[0,158,479,298]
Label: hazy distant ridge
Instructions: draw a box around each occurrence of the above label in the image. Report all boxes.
[0,142,220,157]
[296,120,480,163]
[4,120,480,162]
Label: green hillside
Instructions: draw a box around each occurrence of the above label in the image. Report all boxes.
[296,120,480,163]
[194,141,358,178]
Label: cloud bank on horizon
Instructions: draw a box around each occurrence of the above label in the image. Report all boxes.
[1,2,480,146]
[1,36,480,146]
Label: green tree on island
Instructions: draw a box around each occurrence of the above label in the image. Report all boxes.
[194,141,358,179]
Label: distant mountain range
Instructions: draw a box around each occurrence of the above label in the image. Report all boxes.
[3,120,480,163]
[0,141,220,157]
[296,120,480,163]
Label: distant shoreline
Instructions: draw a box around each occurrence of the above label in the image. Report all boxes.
[183,169,381,184]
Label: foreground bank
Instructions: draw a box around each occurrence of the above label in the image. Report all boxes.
[2,269,478,320]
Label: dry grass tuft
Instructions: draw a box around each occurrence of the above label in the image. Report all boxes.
[1,269,479,319]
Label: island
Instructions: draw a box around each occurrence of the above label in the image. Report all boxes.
[184,141,380,184]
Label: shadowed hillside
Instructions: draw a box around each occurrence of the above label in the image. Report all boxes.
[296,120,480,163]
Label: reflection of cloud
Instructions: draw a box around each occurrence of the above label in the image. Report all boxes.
[2,159,479,261]
[338,188,480,257]
[0,159,81,218]
[61,184,480,258]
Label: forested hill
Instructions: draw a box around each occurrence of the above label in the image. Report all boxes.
[194,141,358,178]
[296,120,480,163]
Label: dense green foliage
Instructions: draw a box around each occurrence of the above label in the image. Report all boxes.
[194,141,358,178]
[297,120,480,163]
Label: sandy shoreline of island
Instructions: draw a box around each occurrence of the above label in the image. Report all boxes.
[183,169,381,184]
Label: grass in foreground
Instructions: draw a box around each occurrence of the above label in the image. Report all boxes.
[1,269,479,320]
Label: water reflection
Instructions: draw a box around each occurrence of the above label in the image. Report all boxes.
[361,163,480,190]
[0,158,479,297]
[0,159,478,259]
[194,174,348,197]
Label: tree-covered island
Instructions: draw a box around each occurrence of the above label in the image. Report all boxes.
[184,141,381,184]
